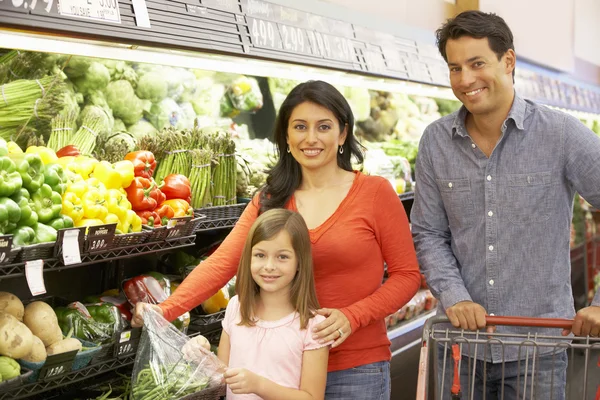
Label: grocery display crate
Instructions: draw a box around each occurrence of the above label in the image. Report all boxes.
[193,203,248,232]
[189,310,226,334]
[114,328,142,359]
[144,225,169,242]
[0,368,33,391]
[111,230,151,248]
[18,242,56,262]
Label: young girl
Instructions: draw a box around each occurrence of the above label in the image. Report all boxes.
[189,208,330,399]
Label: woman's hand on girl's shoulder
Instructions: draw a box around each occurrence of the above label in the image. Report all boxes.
[313,308,352,348]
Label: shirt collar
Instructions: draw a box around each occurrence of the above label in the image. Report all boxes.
[451,92,527,138]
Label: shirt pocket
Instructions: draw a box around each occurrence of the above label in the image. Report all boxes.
[436,178,475,228]
[503,171,553,224]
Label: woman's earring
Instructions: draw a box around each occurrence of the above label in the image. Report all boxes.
[287,145,291,153]
[339,145,344,154]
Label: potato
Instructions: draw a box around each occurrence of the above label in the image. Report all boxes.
[23,302,63,347]
[22,335,47,363]
[0,312,33,359]
[0,292,24,321]
[46,338,81,356]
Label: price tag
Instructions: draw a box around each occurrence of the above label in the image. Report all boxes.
[62,229,82,265]
[279,23,312,55]
[0,0,57,14]
[57,0,121,23]
[131,0,150,28]
[25,259,46,296]
[166,216,191,239]
[248,17,282,50]
[0,235,12,264]
[86,223,116,254]
[119,330,132,343]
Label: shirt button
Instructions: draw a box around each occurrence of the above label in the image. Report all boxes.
[489,313,495,316]
[471,143,476,149]
[488,245,494,251]
[489,279,495,286]
[448,182,453,188]
[487,175,492,181]
[488,211,493,217]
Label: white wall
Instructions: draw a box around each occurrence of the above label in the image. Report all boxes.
[479,0,575,72]
[574,0,600,67]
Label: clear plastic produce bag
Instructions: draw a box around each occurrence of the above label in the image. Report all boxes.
[132,308,225,400]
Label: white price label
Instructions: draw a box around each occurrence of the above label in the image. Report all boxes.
[167,219,177,229]
[62,229,81,266]
[25,259,46,296]
[131,0,150,28]
[119,330,131,343]
[58,0,121,23]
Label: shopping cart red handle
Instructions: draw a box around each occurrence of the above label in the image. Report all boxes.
[485,315,573,329]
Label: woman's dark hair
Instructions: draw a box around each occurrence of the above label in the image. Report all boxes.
[436,11,515,78]
[259,80,364,213]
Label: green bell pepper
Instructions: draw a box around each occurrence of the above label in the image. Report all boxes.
[0,139,8,157]
[11,226,36,246]
[44,164,67,195]
[0,157,22,197]
[0,198,21,234]
[48,215,74,231]
[10,189,37,227]
[9,153,44,193]
[86,303,123,335]
[55,302,111,343]
[32,223,57,243]
[31,184,62,224]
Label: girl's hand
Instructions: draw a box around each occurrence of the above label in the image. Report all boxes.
[224,368,263,394]
[313,308,352,348]
[131,302,163,328]
[182,335,211,362]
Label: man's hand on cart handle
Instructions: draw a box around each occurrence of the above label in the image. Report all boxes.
[131,302,164,328]
[566,305,600,337]
[446,301,494,332]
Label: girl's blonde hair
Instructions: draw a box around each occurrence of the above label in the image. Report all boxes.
[236,209,319,329]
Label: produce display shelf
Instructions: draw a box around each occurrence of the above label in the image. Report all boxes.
[0,235,196,279]
[0,354,136,400]
[387,310,435,342]
[194,203,248,232]
[399,192,415,202]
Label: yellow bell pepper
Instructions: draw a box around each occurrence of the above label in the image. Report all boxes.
[75,218,105,228]
[85,178,107,198]
[93,160,134,190]
[82,189,108,220]
[73,156,98,179]
[62,191,84,223]
[66,180,88,198]
[26,146,58,165]
[7,141,23,154]
[104,213,120,226]
[116,209,136,233]
[105,189,131,220]
[129,210,142,232]
[201,288,230,314]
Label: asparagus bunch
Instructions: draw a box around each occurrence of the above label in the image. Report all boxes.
[47,112,77,151]
[188,149,213,208]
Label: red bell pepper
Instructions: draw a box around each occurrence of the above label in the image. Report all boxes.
[56,145,81,158]
[123,275,168,306]
[126,177,163,211]
[124,151,156,179]
[160,174,192,203]
[155,204,175,225]
[136,210,162,227]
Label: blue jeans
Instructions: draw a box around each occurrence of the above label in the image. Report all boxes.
[325,361,391,400]
[436,346,567,400]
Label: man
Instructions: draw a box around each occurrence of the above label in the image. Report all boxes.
[411,10,600,400]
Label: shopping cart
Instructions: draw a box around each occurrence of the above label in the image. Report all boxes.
[416,316,600,400]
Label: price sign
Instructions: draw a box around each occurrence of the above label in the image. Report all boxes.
[25,260,46,296]
[0,235,12,264]
[166,216,192,240]
[363,49,386,74]
[202,0,239,13]
[279,23,311,55]
[86,223,116,253]
[57,0,121,23]
[0,0,57,13]
[306,31,354,62]
[248,17,282,50]
[61,229,82,265]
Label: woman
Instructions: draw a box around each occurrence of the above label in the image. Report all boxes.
[133,80,421,399]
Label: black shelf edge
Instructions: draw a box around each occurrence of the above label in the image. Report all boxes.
[0,354,136,400]
[0,235,196,279]
[399,192,415,202]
